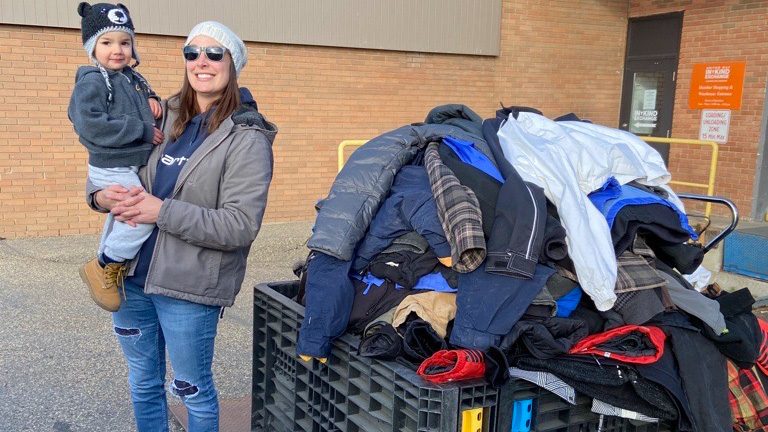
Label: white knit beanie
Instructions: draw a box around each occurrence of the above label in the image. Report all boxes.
[184,21,247,76]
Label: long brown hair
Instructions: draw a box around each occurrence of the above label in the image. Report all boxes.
[170,59,241,140]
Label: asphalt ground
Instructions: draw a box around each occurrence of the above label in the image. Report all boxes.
[3,218,768,432]
[0,221,313,432]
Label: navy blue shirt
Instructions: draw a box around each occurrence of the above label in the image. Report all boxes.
[128,113,210,287]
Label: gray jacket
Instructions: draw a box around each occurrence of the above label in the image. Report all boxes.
[307,122,486,261]
[88,95,276,306]
[68,66,157,168]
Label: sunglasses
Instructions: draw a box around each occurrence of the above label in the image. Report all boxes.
[182,45,227,62]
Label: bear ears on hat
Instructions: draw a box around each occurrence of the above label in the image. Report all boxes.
[78,2,130,18]
[77,2,91,17]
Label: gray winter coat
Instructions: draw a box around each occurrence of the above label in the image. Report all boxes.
[307,116,492,261]
[68,66,157,168]
[87,94,276,306]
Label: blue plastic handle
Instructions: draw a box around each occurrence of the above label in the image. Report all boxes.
[510,399,533,432]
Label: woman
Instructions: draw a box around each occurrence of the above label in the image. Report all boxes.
[87,21,276,431]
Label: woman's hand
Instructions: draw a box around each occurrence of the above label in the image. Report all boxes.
[94,185,144,212]
[112,192,163,226]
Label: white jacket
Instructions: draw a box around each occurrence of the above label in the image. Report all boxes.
[497,113,680,311]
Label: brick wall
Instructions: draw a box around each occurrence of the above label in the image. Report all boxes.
[0,0,630,238]
[495,0,628,123]
[630,0,768,217]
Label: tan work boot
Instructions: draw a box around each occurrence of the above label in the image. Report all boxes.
[79,258,124,312]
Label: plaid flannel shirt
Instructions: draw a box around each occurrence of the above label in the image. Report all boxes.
[729,361,768,431]
[424,143,485,273]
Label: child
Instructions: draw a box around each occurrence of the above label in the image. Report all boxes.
[68,2,163,312]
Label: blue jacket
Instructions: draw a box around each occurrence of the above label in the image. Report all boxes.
[352,165,450,271]
[589,177,697,240]
[298,166,451,358]
[449,263,554,350]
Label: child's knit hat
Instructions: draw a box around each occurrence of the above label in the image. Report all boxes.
[78,2,140,66]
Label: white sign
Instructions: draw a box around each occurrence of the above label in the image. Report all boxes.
[632,109,658,130]
[699,109,731,144]
[643,90,657,110]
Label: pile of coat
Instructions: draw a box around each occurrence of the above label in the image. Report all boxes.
[293,104,765,431]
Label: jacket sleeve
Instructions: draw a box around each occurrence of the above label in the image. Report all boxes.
[84,177,109,213]
[68,73,155,147]
[156,130,274,251]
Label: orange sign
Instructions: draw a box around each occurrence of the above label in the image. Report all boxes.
[688,61,746,110]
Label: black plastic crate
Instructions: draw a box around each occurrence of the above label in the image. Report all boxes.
[496,379,671,432]
[253,281,500,432]
[253,281,669,432]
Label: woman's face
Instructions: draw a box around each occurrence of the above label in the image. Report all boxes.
[185,35,232,104]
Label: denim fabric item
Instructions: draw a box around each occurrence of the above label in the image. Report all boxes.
[450,264,554,350]
[113,280,221,432]
[89,165,154,262]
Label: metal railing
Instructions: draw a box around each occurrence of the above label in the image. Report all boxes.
[337,140,368,172]
[641,137,719,217]
[336,136,721,216]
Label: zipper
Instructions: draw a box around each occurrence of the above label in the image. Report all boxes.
[144,125,233,283]
[144,132,224,284]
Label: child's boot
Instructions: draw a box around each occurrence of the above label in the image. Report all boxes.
[79,258,124,312]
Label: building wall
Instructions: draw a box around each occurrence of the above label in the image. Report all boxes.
[0,0,629,238]
[495,1,628,122]
[0,0,502,56]
[630,0,768,217]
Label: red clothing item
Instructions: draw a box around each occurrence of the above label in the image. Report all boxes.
[757,318,768,377]
[568,325,665,364]
[417,349,485,384]
[729,361,768,431]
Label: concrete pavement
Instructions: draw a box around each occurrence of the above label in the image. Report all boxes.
[0,221,312,432]
[4,218,768,431]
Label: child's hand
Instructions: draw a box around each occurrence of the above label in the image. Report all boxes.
[152,127,164,145]
[148,98,162,119]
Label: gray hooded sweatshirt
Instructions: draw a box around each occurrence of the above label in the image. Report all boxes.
[68,65,157,168]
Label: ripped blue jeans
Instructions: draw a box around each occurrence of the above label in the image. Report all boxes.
[113,279,221,432]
